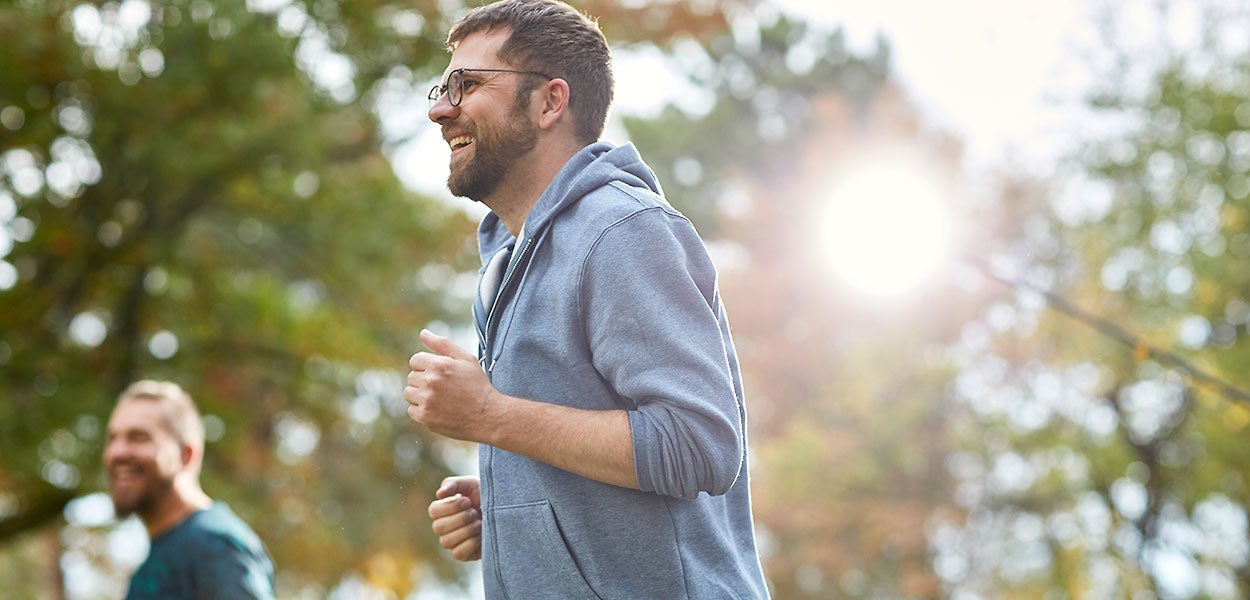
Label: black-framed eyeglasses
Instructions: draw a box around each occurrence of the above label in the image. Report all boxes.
[428,68,554,107]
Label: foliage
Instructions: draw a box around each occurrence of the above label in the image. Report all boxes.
[939,2,1250,598]
[622,12,892,235]
[0,0,487,594]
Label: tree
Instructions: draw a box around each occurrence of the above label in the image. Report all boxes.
[0,0,481,595]
[936,1,1250,597]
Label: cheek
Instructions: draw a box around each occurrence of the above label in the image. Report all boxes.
[154,446,184,474]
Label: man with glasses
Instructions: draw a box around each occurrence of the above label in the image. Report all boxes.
[404,0,768,597]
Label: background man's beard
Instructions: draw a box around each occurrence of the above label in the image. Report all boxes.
[110,489,150,518]
[110,477,172,518]
[448,110,538,202]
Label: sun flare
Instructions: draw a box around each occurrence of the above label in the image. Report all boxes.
[818,159,954,298]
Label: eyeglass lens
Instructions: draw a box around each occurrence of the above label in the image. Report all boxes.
[447,70,463,105]
[429,69,464,106]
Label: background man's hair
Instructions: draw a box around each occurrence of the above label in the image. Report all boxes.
[117,380,205,453]
[449,0,614,144]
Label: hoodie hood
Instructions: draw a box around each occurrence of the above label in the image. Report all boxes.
[477,142,662,262]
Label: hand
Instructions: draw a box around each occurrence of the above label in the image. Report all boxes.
[428,476,482,561]
[405,329,498,442]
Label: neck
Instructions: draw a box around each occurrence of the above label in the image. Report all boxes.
[483,138,583,236]
[140,478,212,539]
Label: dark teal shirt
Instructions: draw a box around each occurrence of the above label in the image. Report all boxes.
[126,502,275,600]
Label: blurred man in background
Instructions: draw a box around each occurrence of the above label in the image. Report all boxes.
[406,0,769,597]
[104,380,275,599]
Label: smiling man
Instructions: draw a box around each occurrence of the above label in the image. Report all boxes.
[104,380,274,599]
[404,1,769,597]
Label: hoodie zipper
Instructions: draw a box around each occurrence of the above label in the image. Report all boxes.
[480,235,531,598]
[482,236,532,374]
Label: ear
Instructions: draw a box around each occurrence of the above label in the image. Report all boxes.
[180,442,196,469]
[535,78,571,130]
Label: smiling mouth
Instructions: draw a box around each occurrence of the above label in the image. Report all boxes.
[109,465,142,484]
[448,136,473,152]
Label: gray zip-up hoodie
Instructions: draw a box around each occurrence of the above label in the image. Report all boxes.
[476,141,768,599]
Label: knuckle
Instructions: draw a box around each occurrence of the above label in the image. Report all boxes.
[431,359,452,376]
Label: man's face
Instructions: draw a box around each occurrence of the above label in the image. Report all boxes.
[102,400,185,518]
[430,29,539,202]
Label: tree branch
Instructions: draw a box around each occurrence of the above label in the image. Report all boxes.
[0,485,80,543]
[969,257,1250,405]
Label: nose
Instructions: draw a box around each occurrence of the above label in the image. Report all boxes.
[428,92,459,124]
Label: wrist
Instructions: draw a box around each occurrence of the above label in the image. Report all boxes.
[477,387,510,447]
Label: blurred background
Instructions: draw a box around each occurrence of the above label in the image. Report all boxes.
[2,0,1249,598]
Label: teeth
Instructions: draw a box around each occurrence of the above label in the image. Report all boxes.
[449,136,472,150]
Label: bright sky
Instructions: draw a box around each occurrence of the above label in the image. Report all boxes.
[769,0,1091,171]
[746,0,1096,298]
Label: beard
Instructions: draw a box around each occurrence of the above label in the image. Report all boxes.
[109,468,174,518]
[448,101,539,202]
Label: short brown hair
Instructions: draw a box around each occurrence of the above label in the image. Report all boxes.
[117,380,204,452]
[449,0,613,144]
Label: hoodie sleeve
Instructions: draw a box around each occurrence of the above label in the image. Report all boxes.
[578,205,745,499]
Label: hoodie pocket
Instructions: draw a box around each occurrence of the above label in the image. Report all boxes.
[492,500,601,599]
